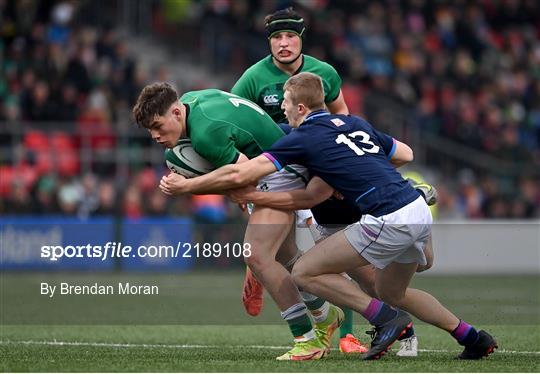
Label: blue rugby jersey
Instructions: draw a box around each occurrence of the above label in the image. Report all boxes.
[276,122,361,225]
[264,110,420,217]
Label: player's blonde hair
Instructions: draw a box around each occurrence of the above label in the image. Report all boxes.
[283,72,325,111]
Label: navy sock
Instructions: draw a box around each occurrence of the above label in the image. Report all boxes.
[362,299,398,326]
[451,320,479,346]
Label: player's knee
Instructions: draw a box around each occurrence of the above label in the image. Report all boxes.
[245,254,261,273]
[291,261,310,290]
[244,250,271,274]
[290,267,307,290]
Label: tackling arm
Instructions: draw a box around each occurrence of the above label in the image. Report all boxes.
[228,176,334,210]
[160,155,277,195]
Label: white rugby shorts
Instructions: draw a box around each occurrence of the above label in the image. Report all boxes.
[256,164,309,192]
[247,164,309,215]
[308,223,346,243]
[344,196,432,269]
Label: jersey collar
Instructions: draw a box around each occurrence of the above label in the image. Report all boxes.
[183,103,191,137]
[305,109,329,121]
[269,54,305,76]
[299,109,329,127]
[292,54,305,76]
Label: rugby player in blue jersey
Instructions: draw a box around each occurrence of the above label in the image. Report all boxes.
[227,167,436,356]
[159,72,497,360]
[245,124,438,357]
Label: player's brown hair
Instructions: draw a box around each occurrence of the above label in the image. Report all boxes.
[132,82,178,128]
[283,72,325,111]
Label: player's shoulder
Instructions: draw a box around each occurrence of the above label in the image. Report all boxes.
[180,88,224,103]
[278,126,307,142]
[233,57,275,97]
[240,56,274,78]
[179,90,198,103]
[315,114,372,133]
[185,90,233,129]
[303,55,339,74]
[337,113,371,127]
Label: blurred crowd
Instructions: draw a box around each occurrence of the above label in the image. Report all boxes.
[1,0,176,218]
[0,1,149,125]
[172,0,539,159]
[153,0,540,218]
[1,167,244,224]
[1,0,538,219]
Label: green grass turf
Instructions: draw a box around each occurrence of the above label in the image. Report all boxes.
[1,325,539,372]
[1,272,539,372]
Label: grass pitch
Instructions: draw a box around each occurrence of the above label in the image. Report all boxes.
[1,272,539,372]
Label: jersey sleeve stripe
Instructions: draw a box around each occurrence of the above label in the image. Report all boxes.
[387,139,397,159]
[263,152,283,170]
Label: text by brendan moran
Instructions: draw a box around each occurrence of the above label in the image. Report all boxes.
[40,282,159,297]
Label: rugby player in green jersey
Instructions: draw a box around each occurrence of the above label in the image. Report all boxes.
[231,8,348,124]
[231,7,369,354]
[133,84,342,360]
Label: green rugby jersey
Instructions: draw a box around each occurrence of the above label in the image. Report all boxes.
[231,54,342,123]
[180,89,285,168]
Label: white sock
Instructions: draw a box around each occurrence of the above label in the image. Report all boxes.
[310,301,330,324]
[294,329,317,342]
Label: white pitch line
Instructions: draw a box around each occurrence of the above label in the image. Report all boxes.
[1,340,539,355]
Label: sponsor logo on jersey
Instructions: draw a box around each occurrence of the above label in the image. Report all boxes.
[263,94,279,105]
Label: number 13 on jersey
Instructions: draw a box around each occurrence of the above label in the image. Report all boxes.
[336,131,380,156]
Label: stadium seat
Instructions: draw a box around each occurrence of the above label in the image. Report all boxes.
[0,166,14,197]
[23,130,49,150]
[57,150,80,176]
[35,150,53,174]
[50,131,76,150]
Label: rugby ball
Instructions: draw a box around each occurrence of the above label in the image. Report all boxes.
[164,138,215,178]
